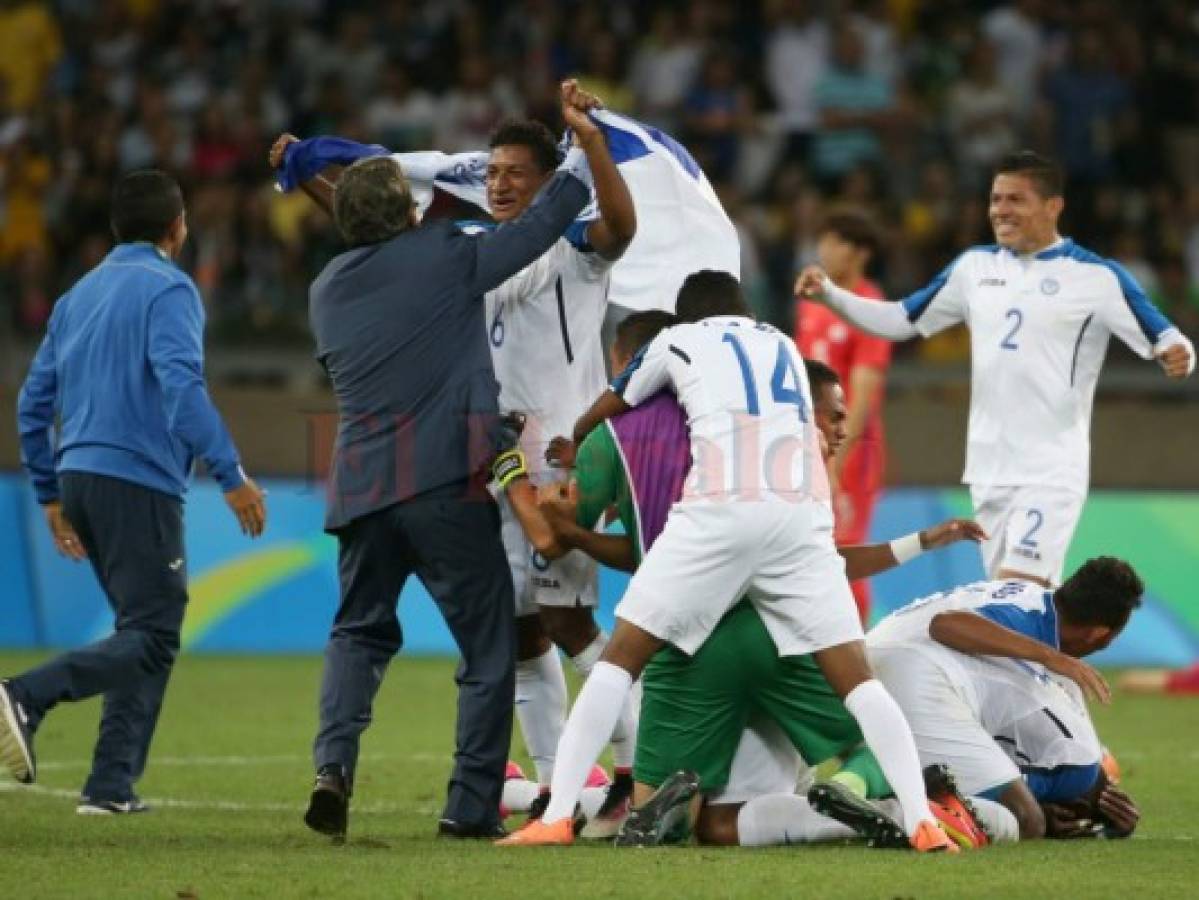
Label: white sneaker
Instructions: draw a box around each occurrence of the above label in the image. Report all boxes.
[77,797,151,815]
[0,680,36,784]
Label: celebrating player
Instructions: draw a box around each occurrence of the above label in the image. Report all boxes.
[796,151,1196,587]
[866,558,1143,839]
[796,208,891,623]
[498,271,956,852]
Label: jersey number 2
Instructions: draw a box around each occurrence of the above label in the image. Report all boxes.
[722,333,808,422]
[1001,309,1023,350]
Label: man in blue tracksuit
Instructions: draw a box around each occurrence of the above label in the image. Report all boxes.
[0,170,267,814]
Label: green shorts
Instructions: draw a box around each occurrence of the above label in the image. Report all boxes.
[634,600,864,792]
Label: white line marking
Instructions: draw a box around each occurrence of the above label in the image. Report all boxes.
[35,751,449,771]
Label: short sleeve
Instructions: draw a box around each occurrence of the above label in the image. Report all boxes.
[610,329,674,405]
[573,425,623,530]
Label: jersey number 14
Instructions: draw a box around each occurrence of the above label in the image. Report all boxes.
[722,332,808,422]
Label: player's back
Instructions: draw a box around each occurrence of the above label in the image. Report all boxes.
[616,315,823,501]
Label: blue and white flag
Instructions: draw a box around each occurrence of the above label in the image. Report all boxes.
[276,110,739,312]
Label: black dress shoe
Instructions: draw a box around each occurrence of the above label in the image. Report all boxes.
[305,764,350,840]
[437,817,508,839]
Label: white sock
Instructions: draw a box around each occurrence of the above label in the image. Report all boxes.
[570,633,637,771]
[501,777,542,814]
[970,797,1020,843]
[542,661,632,823]
[736,794,857,846]
[514,647,568,786]
[578,786,610,821]
[843,679,933,836]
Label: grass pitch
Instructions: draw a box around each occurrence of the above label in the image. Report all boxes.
[1,652,1196,899]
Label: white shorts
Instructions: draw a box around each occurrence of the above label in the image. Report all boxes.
[970,484,1085,585]
[499,493,598,617]
[615,498,863,656]
[868,645,1019,797]
[708,716,803,806]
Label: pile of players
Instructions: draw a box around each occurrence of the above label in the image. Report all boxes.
[274,78,1190,851]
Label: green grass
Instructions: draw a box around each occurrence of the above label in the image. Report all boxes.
[1,652,1196,899]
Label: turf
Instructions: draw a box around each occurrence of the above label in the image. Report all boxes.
[1,652,1195,899]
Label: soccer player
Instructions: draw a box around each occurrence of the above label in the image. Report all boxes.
[1118,663,1199,696]
[0,170,266,812]
[796,208,891,623]
[795,151,1195,587]
[865,557,1143,839]
[270,81,640,821]
[501,340,990,849]
[498,271,956,852]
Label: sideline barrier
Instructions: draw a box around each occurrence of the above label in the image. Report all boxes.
[1,474,1195,667]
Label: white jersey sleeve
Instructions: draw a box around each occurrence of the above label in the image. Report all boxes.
[1090,254,1191,362]
[899,250,978,337]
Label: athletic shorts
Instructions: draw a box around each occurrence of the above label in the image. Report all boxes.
[499,493,598,616]
[868,644,1019,797]
[633,600,864,792]
[970,484,1085,585]
[615,498,863,656]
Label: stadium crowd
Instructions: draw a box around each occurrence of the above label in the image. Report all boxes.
[1,0,1198,348]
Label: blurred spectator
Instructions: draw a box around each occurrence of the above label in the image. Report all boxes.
[765,0,829,161]
[981,0,1051,122]
[365,63,436,150]
[810,20,896,183]
[0,0,63,113]
[683,50,754,183]
[628,6,704,128]
[946,40,1018,189]
[1153,253,1199,337]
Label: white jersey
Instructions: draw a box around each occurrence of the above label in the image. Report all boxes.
[867,579,1061,722]
[992,675,1101,775]
[485,227,612,479]
[903,238,1187,494]
[613,316,826,501]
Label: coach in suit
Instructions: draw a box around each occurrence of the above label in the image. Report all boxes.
[0,170,266,813]
[302,101,596,840]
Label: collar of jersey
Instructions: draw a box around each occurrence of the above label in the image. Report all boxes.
[1031,237,1072,261]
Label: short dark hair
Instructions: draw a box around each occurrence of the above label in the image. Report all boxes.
[488,118,560,173]
[334,156,415,247]
[1054,557,1144,631]
[994,150,1065,198]
[674,270,751,322]
[110,170,184,244]
[615,310,677,359]
[821,206,881,258]
[804,358,841,394]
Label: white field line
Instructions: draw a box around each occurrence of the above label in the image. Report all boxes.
[35,751,449,771]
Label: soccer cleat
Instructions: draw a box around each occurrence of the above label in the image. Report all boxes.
[807,781,908,849]
[77,797,150,815]
[304,764,350,840]
[923,764,989,847]
[910,819,960,853]
[613,770,700,848]
[579,771,634,840]
[0,680,36,784]
[499,760,527,819]
[438,818,507,839]
[494,815,575,846]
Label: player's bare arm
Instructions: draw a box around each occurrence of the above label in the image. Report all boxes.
[561,80,636,261]
[928,611,1111,704]
[268,133,338,215]
[536,482,636,573]
[572,389,631,445]
[838,518,985,581]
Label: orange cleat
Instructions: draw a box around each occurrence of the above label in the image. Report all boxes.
[929,800,986,849]
[494,816,575,846]
[910,819,960,854]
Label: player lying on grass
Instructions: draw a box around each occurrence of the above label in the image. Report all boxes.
[866,559,1144,840]
[498,331,993,848]
[494,273,957,852]
[270,81,642,832]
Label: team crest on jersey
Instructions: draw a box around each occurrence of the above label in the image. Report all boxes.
[1039,277,1060,296]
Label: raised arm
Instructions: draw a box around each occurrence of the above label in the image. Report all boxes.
[563,82,636,260]
[796,266,918,340]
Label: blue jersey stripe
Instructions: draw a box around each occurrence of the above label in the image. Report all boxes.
[975,592,1059,648]
[1055,240,1173,343]
[611,342,650,396]
[900,245,999,323]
